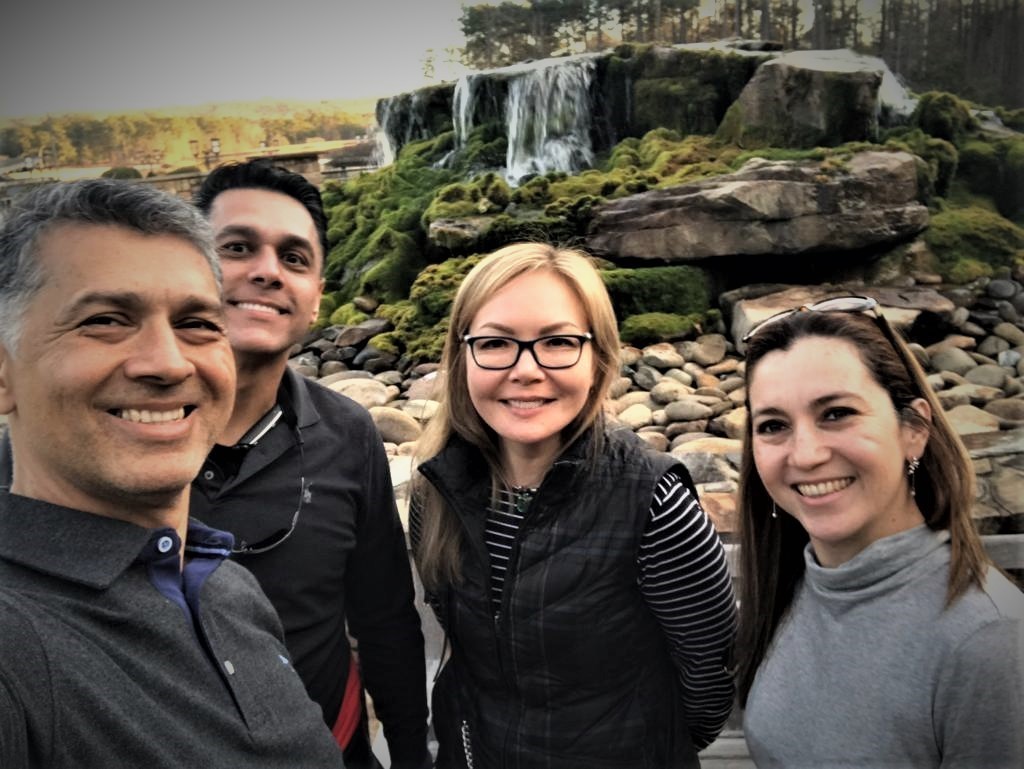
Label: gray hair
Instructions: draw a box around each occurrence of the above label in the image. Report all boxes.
[0,179,220,353]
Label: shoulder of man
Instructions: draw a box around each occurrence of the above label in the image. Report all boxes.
[295,373,381,431]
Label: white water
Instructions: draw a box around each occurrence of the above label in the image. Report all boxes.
[503,56,597,183]
[448,55,600,183]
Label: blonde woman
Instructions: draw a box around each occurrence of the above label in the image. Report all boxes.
[410,243,736,768]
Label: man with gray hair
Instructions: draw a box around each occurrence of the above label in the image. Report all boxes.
[0,179,345,768]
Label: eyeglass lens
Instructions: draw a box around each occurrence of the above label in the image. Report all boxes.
[468,335,588,369]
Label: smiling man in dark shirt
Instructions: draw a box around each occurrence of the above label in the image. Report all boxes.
[0,179,344,768]
[191,161,430,769]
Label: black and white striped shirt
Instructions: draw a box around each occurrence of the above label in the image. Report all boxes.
[483,470,736,749]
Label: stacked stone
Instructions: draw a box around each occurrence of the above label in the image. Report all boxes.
[287,278,1024,540]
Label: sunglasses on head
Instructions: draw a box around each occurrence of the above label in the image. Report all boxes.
[741,295,880,343]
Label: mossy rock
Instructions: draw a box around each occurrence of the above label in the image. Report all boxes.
[326,301,369,327]
[422,171,513,226]
[958,140,1001,197]
[511,175,553,206]
[925,205,1024,283]
[367,331,402,356]
[322,133,458,304]
[633,77,722,137]
[619,312,698,347]
[601,265,711,318]
[403,317,451,363]
[995,106,1024,132]
[1003,138,1024,220]
[319,294,339,316]
[912,91,977,145]
[881,127,958,199]
[461,122,508,169]
[408,255,482,323]
[375,256,483,364]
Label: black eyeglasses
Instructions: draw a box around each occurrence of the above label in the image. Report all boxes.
[742,296,881,343]
[463,333,593,370]
[231,437,308,556]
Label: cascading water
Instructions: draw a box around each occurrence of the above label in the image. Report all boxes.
[452,74,478,148]
[445,55,599,183]
[503,56,597,184]
[374,90,438,168]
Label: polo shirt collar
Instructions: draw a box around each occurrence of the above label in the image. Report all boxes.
[0,491,232,590]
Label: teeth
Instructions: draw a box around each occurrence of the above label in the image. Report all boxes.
[507,399,545,409]
[236,302,280,315]
[116,407,186,424]
[797,478,853,497]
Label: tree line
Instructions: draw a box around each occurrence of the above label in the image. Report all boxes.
[459,0,1023,108]
[1,108,372,171]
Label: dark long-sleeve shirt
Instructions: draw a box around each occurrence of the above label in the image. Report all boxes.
[190,367,429,765]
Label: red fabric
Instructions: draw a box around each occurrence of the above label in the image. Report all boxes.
[331,654,362,749]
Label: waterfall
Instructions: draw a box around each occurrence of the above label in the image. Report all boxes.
[374,90,437,168]
[503,56,597,183]
[452,74,478,148]
[443,55,599,184]
[373,98,398,167]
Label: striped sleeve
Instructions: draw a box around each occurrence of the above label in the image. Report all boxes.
[408,493,446,630]
[638,469,737,750]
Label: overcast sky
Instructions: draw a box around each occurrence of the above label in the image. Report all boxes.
[1,0,471,119]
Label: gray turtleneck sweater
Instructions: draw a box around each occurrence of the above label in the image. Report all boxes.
[744,525,1024,768]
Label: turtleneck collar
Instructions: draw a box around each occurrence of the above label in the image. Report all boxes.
[803,524,950,601]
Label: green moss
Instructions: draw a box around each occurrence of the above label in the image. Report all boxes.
[881,127,958,199]
[958,140,1001,196]
[367,331,402,356]
[601,265,711,318]
[327,302,369,327]
[510,175,553,206]
[912,91,977,145]
[409,256,481,322]
[319,293,338,317]
[1003,138,1024,220]
[422,171,512,226]
[369,258,482,364]
[633,77,721,136]
[461,123,507,169]
[996,107,1024,132]
[946,257,994,284]
[619,312,698,347]
[925,205,1024,283]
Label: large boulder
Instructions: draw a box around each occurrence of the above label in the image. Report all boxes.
[586,150,928,264]
[716,49,888,148]
[723,284,957,352]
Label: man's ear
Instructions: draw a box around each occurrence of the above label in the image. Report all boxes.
[309,278,325,326]
[0,344,15,416]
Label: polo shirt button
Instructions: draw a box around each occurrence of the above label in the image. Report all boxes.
[156,536,174,553]
[224,660,235,675]
[203,470,215,481]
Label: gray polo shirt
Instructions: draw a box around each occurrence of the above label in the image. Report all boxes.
[0,491,344,768]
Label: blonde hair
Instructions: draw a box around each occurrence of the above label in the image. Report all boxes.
[412,243,620,589]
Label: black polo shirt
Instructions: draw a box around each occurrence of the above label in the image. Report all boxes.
[0,491,344,768]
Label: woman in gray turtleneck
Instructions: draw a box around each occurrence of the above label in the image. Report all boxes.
[734,296,1023,768]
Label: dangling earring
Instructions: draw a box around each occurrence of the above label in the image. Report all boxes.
[906,456,920,498]
[771,501,779,519]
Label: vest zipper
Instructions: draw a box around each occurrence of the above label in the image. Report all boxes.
[461,719,475,768]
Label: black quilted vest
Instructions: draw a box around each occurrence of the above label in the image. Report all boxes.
[418,426,701,769]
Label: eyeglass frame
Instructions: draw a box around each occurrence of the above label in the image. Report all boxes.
[230,421,309,556]
[462,332,593,370]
